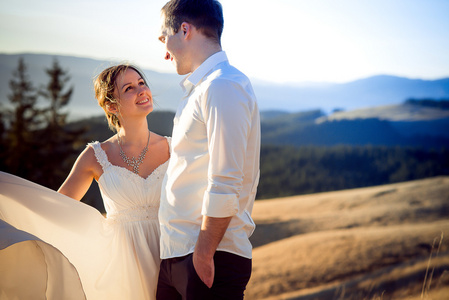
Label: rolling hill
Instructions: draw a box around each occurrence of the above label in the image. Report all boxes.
[247,176,449,300]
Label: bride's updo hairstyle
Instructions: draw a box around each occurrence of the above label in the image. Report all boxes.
[94,64,147,132]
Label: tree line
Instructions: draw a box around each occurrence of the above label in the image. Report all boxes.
[257,144,449,199]
[405,98,449,109]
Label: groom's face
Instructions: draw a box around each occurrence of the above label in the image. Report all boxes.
[159,17,189,75]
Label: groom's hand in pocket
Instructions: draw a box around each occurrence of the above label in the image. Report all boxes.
[193,251,214,288]
[193,215,232,288]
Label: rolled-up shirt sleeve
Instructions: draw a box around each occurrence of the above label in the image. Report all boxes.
[201,79,252,217]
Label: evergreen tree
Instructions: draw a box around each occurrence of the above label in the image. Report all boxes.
[2,58,41,180]
[41,58,73,128]
[37,58,86,189]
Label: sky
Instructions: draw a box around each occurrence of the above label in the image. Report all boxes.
[1,0,449,84]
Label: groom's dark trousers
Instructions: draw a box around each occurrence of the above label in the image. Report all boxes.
[156,251,252,300]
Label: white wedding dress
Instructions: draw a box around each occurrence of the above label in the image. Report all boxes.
[0,140,169,300]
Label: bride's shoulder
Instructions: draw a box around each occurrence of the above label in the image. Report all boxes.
[78,140,112,175]
[150,132,170,146]
[73,144,99,170]
[95,136,117,152]
[82,136,115,163]
[149,132,171,158]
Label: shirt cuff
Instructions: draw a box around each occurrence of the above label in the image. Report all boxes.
[202,191,239,218]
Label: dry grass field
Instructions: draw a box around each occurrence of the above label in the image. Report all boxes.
[247,176,449,300]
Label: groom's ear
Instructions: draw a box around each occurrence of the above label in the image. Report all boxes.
[181,22,191,39]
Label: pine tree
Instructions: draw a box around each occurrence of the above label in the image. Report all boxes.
[41,58,73,128]
[2,57,41,179]
[37,58,87,189]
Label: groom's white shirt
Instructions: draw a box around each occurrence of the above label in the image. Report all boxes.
[159,51,260,259]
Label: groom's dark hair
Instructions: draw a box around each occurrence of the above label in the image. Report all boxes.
[161,0,224,45]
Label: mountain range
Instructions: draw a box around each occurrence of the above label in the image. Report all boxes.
[1,53,449,118]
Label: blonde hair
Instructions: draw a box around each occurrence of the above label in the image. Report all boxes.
[93,64,147,132]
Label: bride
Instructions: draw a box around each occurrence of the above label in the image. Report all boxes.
[0,64,170,299]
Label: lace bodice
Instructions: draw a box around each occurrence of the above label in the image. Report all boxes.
[88,141,169,221]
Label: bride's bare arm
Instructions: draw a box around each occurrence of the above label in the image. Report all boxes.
[58,146,99,201]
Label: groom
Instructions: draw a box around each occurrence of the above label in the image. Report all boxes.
[156,0,261,299]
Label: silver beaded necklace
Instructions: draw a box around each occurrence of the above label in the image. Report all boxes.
[117,131,150,174]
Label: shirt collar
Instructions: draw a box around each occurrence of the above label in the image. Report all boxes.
[181,51,228,92]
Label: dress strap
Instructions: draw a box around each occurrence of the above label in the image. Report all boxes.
[165,136,172,153]
[88,141,111,171]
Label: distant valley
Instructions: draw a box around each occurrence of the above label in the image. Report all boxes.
[261,100,449,149]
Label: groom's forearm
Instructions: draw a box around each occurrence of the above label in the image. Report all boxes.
[196,215,232,258]
[193,215,232,287]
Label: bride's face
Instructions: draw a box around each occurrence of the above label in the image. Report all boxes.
[113,69,153,119]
